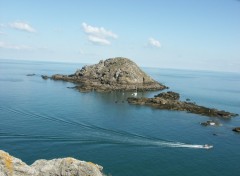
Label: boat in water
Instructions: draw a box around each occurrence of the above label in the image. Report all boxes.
[203,144,213,149]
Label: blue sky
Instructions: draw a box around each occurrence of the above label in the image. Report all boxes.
[0,0,240,72]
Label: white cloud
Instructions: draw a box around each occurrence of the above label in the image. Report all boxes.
[88,35,111,45]
[9,22,36,33]
[0,41,33,50]
[148,38,161,48]
[0,31,5,35]
[82,22,117,45]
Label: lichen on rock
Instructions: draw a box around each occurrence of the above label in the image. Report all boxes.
[0,150,104,176]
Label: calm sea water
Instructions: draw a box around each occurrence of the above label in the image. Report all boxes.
[0,59,240,176]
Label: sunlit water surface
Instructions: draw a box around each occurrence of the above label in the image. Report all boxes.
[0,59,240,176]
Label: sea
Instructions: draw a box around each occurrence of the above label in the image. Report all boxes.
[0,59,240,176]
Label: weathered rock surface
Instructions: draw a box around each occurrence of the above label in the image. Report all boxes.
[127,91,238,118]
[232,127,240,133]
[49,57,167,92]
[0,150,104,176]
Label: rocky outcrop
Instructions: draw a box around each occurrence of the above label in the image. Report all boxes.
[0,150,104,176]
[154,91,180,100]
[48,57,167,92]
[232,127,240,133]
[127,91,238,118]
[41,75,49,80]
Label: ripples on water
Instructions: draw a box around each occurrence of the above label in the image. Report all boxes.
[0,106,209,149]
[1,59,240,176]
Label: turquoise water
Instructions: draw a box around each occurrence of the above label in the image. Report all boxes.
[0,59,240,176]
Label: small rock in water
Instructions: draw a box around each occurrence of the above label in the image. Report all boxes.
[200,120,220,126]
[26,73,36,76]
[232,127,240,133]
[41,75,49,80]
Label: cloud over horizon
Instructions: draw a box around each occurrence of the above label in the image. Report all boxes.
[82,22,118,45]
[148,38,161,48]
[9,22,36,33]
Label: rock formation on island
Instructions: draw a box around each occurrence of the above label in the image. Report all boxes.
[46,57,167,92]
[0,150,104,176]
[127,91,238,118]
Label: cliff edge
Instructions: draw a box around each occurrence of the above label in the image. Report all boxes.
[0,150,104,176]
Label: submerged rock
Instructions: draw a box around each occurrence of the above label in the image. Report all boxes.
[127,91,238,118]
[48,57,167,92]
[0,150,104,176]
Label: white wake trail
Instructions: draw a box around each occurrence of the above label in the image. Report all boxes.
[107,135,211,149]
[157,140,212,149]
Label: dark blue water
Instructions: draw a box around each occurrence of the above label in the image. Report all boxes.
[0,59,240,176]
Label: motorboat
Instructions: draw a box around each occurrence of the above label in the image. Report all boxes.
[131,92,137,96]
[203,144,213,149]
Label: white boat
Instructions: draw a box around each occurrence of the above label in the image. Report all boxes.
[203,144,213,149]
[131,92,137,96]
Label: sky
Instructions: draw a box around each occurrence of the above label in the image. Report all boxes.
[0,0,240,72]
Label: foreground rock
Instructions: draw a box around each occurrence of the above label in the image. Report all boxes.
[232,127,240,133]
[128,91,238,118]
[0,150,104,176]
[48,57,167,92]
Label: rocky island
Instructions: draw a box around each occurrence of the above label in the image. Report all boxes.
[43,57,238,118]
[127,91,238,118]
[45,57,167,92]
[0,150,104,176]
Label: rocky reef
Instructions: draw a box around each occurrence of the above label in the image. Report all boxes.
[127,91,238,118]
[45,57,167,92]
[0,150,104,176]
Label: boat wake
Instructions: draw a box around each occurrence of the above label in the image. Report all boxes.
[0,106,212,150]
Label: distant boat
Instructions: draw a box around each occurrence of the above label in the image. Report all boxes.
[203,144,213,149]
[132,87,137,96]
[132,92,137,96]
